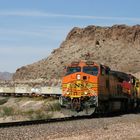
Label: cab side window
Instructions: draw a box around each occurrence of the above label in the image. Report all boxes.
[105,68,110,75]
[101,66,105,75]
[101,65,110,76]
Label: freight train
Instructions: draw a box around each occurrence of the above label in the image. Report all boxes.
[59,60,140,116]
[0,84,61,97]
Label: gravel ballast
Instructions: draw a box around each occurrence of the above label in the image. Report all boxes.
[0,114,140,140]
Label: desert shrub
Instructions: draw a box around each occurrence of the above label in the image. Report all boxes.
[33,96,44,101]
[0,98,9,105]
[15,97,23,103]
[51,102,61,111]
[1,106,14,116]
[24,109,53,120]
[33,110,52,120]
[44,101,61,112]
[44,97,56,102]
[24,109,34,116]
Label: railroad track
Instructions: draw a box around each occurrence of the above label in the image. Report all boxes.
[0,109,139,128]
[0,93,60,98]
[0,115,94,128]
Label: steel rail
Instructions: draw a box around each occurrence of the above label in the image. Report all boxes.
[0,109,139,128]
[0,115,93,128]
[0,93,61,98]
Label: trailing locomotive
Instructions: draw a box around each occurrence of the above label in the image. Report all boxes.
[59,60,140,116]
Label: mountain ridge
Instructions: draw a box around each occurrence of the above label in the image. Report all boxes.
[13,24,140,81]
[0,72,13,81]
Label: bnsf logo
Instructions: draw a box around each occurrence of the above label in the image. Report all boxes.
[63,82,96,89]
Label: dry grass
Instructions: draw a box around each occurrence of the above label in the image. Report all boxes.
[0,98,9,105]
[23,109,53,120]
[0,106,14,117]
[0,97,61,122]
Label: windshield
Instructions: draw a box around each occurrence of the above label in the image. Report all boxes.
[83,66,98,76]
[66,67,81,75]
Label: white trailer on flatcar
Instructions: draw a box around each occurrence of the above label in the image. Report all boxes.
[15,85,32,96]
[40,86,61,96]
[1,87,15,96]
[0,85,61,97]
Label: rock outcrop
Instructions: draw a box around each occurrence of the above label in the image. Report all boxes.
[13,25,140,81]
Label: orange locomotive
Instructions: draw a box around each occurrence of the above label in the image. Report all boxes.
[59,60,140,116]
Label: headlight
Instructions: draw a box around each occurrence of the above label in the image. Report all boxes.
[77,74,81,80]
[84,91,88,95]
[66,92,70,95]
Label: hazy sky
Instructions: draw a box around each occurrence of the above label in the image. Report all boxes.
[0,0,140,72]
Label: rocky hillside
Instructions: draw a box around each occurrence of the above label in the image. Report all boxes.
[0,72,13,81]
[13,25,140,81]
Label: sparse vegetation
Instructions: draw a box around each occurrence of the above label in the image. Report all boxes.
[44,101,61,112]
[33,96,44,101]
[23,109,34,116]
[50,102,61,111]
[15,97,23,103]
[0,97,62,122]
[23,109,53,120]
[0,106,14,117]
[0,98,9,105]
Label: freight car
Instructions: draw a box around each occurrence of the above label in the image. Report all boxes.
[0,85,61,97]
[59,60,140,116]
